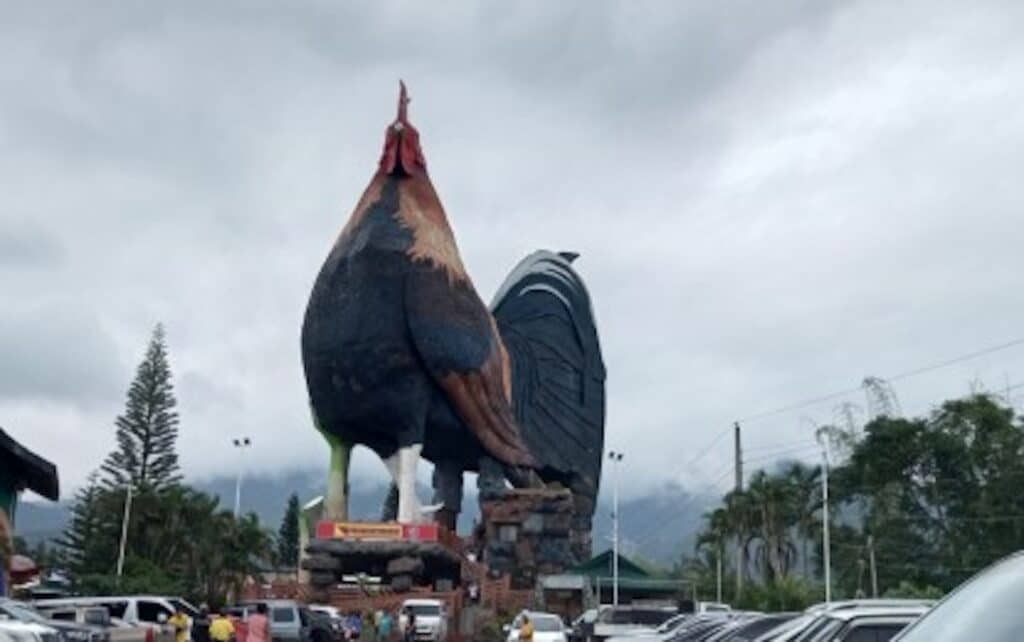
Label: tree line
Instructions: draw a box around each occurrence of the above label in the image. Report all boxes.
[53,325,301,606]
[684,393,1024,610]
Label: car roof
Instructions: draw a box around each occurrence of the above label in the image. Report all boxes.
[36,596,177,604]
[808,599,934,613]
[823,606,930,622]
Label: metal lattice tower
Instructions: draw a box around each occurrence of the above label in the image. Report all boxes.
[862,376,903,419]
[833,401,863,437]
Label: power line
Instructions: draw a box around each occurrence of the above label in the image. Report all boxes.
[738,336,1024,424]
[743,443,820,466]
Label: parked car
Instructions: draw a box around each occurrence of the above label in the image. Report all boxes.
[693,603,732,615]
[398,599,447,642]
[592,606,678,641]
[232,602,297,642]
[306,607,345,642]
[568,608,603,642]
[790,605,929,642]
[504,611,568,642]
[753,600,935,642]
[36,604,165,642]
[232,601,331,642]
[606,614,691,642]
[708,613,798,642]
[34,598,197,629]
[297,608,334,642]
[0,599,107,642]
[663,614,735,641]
[893,551,1024,642]
[0,619,62,642]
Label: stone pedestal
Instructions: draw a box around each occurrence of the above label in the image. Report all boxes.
[477,488,581,589]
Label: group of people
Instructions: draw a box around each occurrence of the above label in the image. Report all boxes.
[340,608,400,642]
[173,604,414,642]
[181,604,271,642]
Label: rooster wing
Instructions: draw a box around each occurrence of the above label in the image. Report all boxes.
[404,267,536,468]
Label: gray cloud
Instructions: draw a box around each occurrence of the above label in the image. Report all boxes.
[3,0,1024,498]
[0,305,123,403]
[0,226,64,269]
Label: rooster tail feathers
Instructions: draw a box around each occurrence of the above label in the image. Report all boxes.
[490,250,607,494]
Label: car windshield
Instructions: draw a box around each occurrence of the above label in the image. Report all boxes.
[532,616,562,632]
[895,554,1024,642]
[169,600,198,618]
[805,618,842,642]
[791,616,835,642]
[406,605,440,617]
[0,603,47,624]
[598,608,674,625]
[657,615,687,632]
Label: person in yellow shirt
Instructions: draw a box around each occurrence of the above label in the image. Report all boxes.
[209,610,235,642]
[168,609,190,642]
[519,614,534,642]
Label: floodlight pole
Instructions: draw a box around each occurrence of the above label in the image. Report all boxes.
[609,451,624,606]
[233,437,252,518]
[817,430,832,604]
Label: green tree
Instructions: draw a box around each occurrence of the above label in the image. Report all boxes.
[56,473,121,576]
[101,324,181,492]
[277,493,300,567]
[744,470,799,583]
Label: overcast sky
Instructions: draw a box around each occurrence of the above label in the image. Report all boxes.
[5,1,1024,503]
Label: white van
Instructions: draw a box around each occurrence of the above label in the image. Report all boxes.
[34,597,197,629]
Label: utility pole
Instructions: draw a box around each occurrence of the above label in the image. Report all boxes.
[116,483,134,581]
[233,437,252,518]
[608,450,624,606]
[716,544,723,603]
[734,422,743,491]
[734,422,744,601]
[817,429,832,604]
[868,535,878,598]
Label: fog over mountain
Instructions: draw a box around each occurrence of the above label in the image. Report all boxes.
[18,471,714,567]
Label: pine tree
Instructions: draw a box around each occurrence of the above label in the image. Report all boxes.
[101,324,181,492]
[56,473,119,575]
[277,493,300,567]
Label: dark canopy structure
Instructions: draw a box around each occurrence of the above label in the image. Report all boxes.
[0,428,60,502]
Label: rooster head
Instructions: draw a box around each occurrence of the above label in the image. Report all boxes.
[379,81,426,177]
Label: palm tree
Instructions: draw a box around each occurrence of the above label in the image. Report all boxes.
[782,462,821,580]
[722,489,754,598]
[745,471,798,583]
[697,507,731,601]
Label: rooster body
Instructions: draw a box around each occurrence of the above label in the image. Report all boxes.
[302,86,605,547]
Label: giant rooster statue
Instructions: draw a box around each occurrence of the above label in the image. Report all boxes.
[301,84,605,556]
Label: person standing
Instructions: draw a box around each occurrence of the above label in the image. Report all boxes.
[402,611,415,642]
[247,604,270,642]
[192,606,211,642]
[376,611,392,642]
[168,608,190,642]
[518,614,534,642]
[209,609,236,642]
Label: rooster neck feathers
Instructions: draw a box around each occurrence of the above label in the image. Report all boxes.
[339,83,468,283]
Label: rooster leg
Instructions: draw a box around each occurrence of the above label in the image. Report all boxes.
[396,444,423,523]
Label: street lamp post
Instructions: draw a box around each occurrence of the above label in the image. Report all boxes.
[816,430,832,604]
[233,437,252,518]
[608,450,624,606]
[115,483,133,582]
